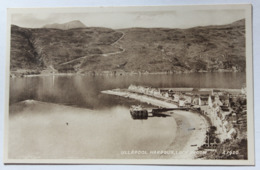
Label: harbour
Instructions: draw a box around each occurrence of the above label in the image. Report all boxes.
[9,73,247,159]
[4,4,254,165]
[102,83,247,158]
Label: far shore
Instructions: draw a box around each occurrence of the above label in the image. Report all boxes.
[102,89,210,159]
[10,69,244,78]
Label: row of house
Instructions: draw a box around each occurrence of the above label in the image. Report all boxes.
[128,85,237,108]
[128,85,162,98]
[128,85,232,108]
[201,95,246,141]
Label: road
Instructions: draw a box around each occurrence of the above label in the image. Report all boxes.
[59,31,126,66]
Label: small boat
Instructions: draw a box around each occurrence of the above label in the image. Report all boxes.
[130,105,148,119]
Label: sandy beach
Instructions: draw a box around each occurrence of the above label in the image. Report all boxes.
[102,89,210,159]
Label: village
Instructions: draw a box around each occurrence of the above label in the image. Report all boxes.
[128,84,247,158]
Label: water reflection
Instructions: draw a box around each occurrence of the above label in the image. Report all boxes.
[8,72,246,159]
[10,72,246,109]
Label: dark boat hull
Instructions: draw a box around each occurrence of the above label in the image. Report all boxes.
[130,110,148,119]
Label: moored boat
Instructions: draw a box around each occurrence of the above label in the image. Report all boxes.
[130,105,148,119]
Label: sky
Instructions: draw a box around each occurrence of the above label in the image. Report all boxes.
[10,6,246,29]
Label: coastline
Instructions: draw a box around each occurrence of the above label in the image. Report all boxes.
[10,69,244,78]
[102,89,210,159]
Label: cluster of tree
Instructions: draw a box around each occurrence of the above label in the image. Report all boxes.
[230,96,247,119]
[205,126,221,145]
[230,96,247,108]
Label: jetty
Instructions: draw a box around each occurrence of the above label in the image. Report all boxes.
[130,105,189,119]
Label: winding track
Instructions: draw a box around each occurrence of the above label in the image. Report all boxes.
[58,31,125,66]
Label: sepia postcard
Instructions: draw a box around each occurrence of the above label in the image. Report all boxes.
[4,4,254,165]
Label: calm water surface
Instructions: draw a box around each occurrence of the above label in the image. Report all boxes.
[8,72,246,159]
[10,72,246,108]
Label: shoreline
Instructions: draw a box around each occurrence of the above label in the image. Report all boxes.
[10,70,245,78]
[102,89,210,159]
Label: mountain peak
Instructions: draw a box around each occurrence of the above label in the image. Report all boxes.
[43,20,86,30]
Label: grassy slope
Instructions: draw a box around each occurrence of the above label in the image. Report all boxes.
[10,26,43,71]
[10,19,245,74]
[116,19,245,73]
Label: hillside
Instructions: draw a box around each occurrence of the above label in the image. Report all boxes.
[115,19,245,73]
[10,19,246,75]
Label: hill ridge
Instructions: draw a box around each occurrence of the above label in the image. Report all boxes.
[10,19,245,76]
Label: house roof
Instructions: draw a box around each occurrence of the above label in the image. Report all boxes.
[160,88,193,92]
[183,93,193,97]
